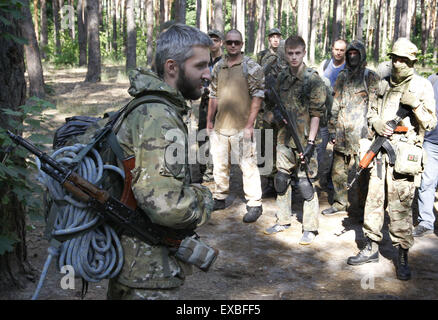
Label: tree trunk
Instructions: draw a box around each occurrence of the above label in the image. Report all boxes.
[231,0,236,29]
[236,0,245,50]
[199,0,207,32]
[212,0,224,33]
[297,0,309,49]
[85,0,101,82]
[175,0,186,24]
[113,0,118,57]
[146,0,154,65]
[268,0,274,29]
[0,5,32,292]
[277,0,282,29]
[381,0,388,60]
[33,0,39,42]
[52,0,61,55]
[421,0,427,66]
[309,0,318,64]
[126,0,136,72]
[434,0,438,63]
[397,0,409,38]
[78,0,88,66]
[40,0,48,59]
[20,0,45,98]
[373,0,383,62]
[247,0,256,54]
[331,0,341,43]
[255,0,267,53]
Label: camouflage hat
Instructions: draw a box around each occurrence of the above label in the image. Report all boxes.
[208,29,224,40]
[268,28,282,37]
[388,38,418,61]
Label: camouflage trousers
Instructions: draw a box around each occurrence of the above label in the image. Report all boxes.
[331,150,369,212]
[275,144,319,231]
[363,155,415,249]
[107,280,180,300]
[210,130,262,207]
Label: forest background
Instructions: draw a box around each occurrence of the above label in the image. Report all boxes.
[1,0,438,293]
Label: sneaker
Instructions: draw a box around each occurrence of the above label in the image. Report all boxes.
[412,225,433,237]
[321,206,347,216]
[299,231,317,245]
[264,224,290,235]
[213,199,226,211]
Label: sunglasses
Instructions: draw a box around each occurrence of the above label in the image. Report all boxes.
[225,40,242,46]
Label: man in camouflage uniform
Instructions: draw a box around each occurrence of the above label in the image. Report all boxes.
[322,40,379,216]
[347,38,437,281]
[256,28,287,197]
[264,35,327,245]
[206,29,265,223]
[107,24,214,299]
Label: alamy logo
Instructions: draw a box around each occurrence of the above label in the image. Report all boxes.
[60,265,75,290]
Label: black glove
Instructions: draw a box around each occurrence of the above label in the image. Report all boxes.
[329,132,336,144]
[301,142,315,162]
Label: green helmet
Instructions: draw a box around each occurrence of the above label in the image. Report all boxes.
[268,28,282,37]
[388,38,418,62]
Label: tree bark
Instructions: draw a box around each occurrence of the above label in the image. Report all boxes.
[277,0,282,29]
[421,0,427,66]
[78,0,88,66]
[247,0,256,54]
[212,0,224,33]
[20,0,45,98]
[85,0,101,82]
[255,0,267,54]
[146,0,154,65]
[33,0,39,42]
[112,0,118,57]
[0,5,32,292]
[175,0,186,24]
[200,0,208,32]
[309,0,318,64]
[52,0,61,55]
[236,0,245,50]
[268,0,274,29]
[373,0,383,62]
[40,0,48,59]
[126,0,136,72]
[331,0,341,43]
[297,0,309,48]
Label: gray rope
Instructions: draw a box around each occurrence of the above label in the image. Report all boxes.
[32,143,125,300]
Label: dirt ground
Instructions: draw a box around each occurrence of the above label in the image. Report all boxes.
[2,64,438,300]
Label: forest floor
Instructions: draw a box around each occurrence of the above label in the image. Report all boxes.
[2,63,438,301]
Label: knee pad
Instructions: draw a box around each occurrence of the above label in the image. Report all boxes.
[274,171,291,195]
[297,178,315,201]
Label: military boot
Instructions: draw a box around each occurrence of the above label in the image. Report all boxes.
[347,238,379,265]
[396,246,411,281]
[243,205,263,223]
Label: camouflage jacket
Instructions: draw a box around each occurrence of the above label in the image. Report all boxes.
[258,48,287,80]
[368,74,437,149]
[113,68,213,289]
[276,64,327,149]
[329,68,380,155]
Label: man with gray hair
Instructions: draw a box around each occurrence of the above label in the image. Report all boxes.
[107,24,214,300]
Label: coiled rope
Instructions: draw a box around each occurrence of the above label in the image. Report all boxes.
[32,143,125,300]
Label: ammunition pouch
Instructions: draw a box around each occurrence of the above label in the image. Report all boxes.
[297,178,315,201]
[175,235,219,272]
[394,140,424,176]
[274,171,291,195]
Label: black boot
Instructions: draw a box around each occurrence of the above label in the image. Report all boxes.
[396,246,411,281]
[243,205,263,223]
[213,199,226,211]
[347,238,379,265]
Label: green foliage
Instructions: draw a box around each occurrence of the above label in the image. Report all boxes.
[0,97,55,255]
[46,30,79,67]
[0,0,27,44]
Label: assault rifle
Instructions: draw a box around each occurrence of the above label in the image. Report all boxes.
[346,105,410,190]
[6,130,189,247]
[264,75,314,180]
